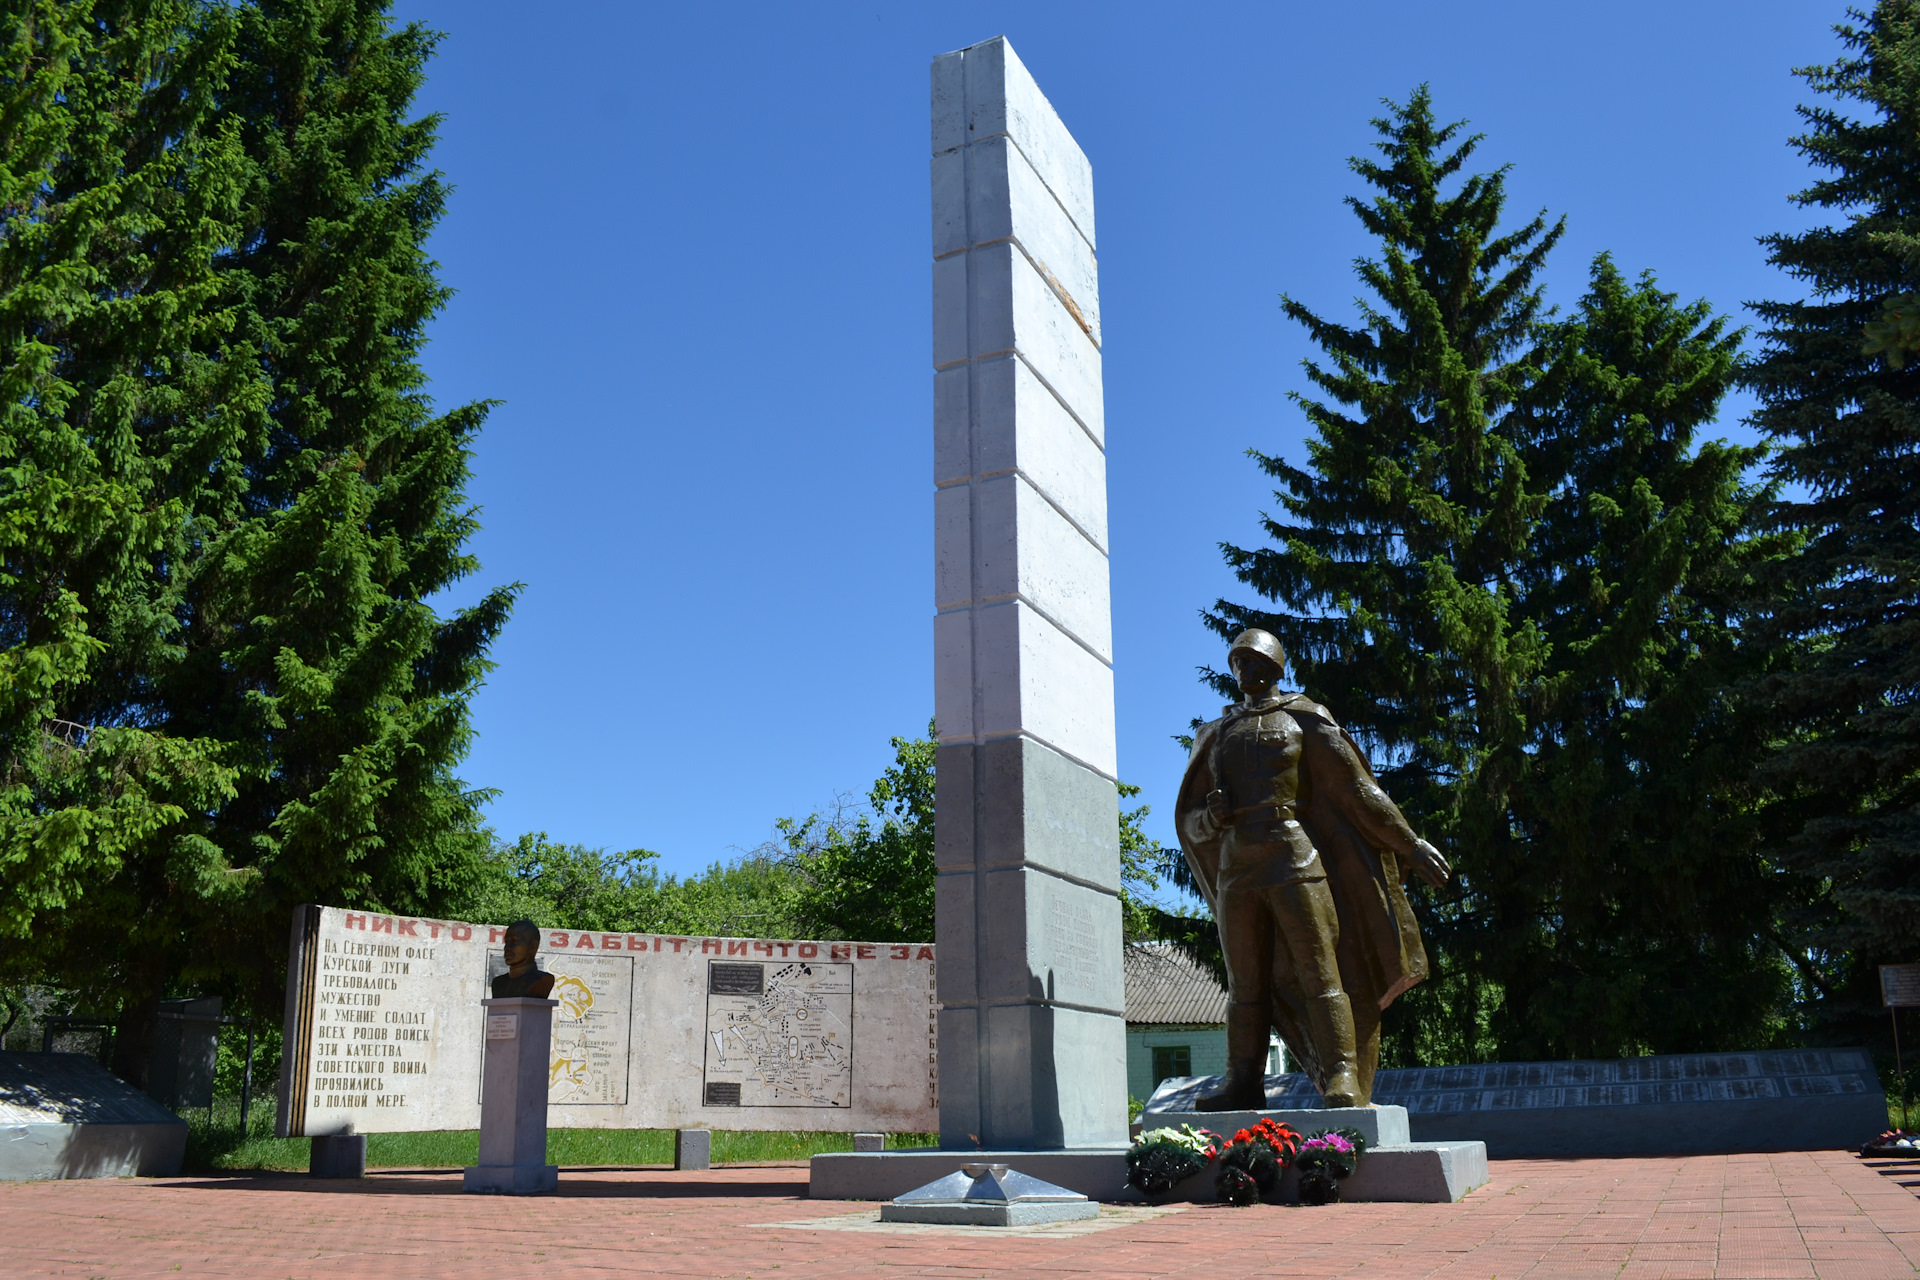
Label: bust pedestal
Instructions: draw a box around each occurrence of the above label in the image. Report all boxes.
[462,997,559,1194]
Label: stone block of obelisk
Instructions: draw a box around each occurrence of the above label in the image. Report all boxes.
[930,35,1126,1151]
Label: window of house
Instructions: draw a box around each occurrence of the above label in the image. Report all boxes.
[1151,1044,1191,1088]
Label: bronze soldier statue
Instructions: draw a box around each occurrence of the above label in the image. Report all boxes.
[1175,629,1449,1109]
[491,919,556,999]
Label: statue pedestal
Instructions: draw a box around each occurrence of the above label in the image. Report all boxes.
[462,997,558,1195]
[1134,1102,1484,1204]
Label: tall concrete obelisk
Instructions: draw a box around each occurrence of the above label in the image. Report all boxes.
[931,37,1126,1151]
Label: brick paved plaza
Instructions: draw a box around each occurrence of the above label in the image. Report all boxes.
[10,1152,1920,1279]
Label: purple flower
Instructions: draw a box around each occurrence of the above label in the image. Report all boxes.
[1304,1133,1354,1154]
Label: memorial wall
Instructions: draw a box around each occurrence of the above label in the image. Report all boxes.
[276,905,938,1137]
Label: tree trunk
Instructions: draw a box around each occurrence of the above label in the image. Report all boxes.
[109,961,166,1091]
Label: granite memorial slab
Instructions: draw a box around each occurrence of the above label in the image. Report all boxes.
[1144,1048,1888,1156]
[276,904,937,1137]
[0,1052,186,1180]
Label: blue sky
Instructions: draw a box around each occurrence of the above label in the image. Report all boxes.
[395,0,1832,883]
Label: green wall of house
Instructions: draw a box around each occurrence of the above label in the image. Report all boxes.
[1126,1027,1292,1104]
[1126,1025,1227,1102]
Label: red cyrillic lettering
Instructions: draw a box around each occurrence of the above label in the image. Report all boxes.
[798,943,818,959]
[727,940,748,956]
[452,925,472,941]
[603,935,622,951]
[576,933,595,949]
[345,914,368,930]
[550,931,570,948]
[890,945,911,960]
[753,941,774,955]
[830,944,850,961]
[488,927,506,944]
[701,939,722,954]
[856,945,876,960]
[397,920,418,936]
[371,917,393,934]
[916,946,935,960]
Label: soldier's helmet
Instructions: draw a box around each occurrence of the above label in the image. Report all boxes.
[1228,628,1286,674]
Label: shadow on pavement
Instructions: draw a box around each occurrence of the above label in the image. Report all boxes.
[1861,1154,1920,1196]
[154,1171,813,1199]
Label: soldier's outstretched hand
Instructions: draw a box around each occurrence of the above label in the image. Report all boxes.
[1409,837,1450,887]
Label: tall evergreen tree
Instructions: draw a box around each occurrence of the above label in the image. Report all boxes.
[1213,89,1789,1063]
[1747,0,1920,1039]
[0,0,249,1053]
[1211,87,1561,1063]
[0,0,514,1084]
[1504,257,1790,1058]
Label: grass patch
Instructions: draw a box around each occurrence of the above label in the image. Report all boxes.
[181,1095,937,1173]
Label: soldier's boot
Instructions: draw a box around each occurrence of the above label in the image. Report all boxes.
[1196,1002,1271,1111]
[1307,992,1362,1108]
[1194,1058,1269,1112]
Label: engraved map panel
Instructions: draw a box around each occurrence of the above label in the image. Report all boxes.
[702,960,852,1108]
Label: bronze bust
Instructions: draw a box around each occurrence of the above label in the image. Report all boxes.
[1175,629,1449,1109]
[491,919,556,999]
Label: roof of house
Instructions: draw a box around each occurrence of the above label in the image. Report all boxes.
[1123,942,1227,1025]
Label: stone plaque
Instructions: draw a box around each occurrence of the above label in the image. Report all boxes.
[702,959,854,1108]
[1144,1048,1886,1157]
[276,904,937,1137]
[1882,964,1920,1007]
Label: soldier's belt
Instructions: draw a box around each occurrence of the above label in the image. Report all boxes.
[1230,803,1297,824]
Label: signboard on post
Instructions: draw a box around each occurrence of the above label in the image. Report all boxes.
[1883,965,1920,1008]
[275,904,938,1138]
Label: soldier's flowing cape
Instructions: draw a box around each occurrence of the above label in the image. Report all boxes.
[1174,692,1428,1094]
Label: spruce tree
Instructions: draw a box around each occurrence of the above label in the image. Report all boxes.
[1505,257,1789,1057]
[0,0,514,1083]
[1211,87,1561,1062]
[1214,90,1790,1063]
[1747,0,1920,1039]
[0,1,248,1049]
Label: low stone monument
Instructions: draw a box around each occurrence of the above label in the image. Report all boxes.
[0,1052,186,1180]
[1161,1048,1886,1157]
[882,1163,1097,1226]
[464,995,560,1194]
